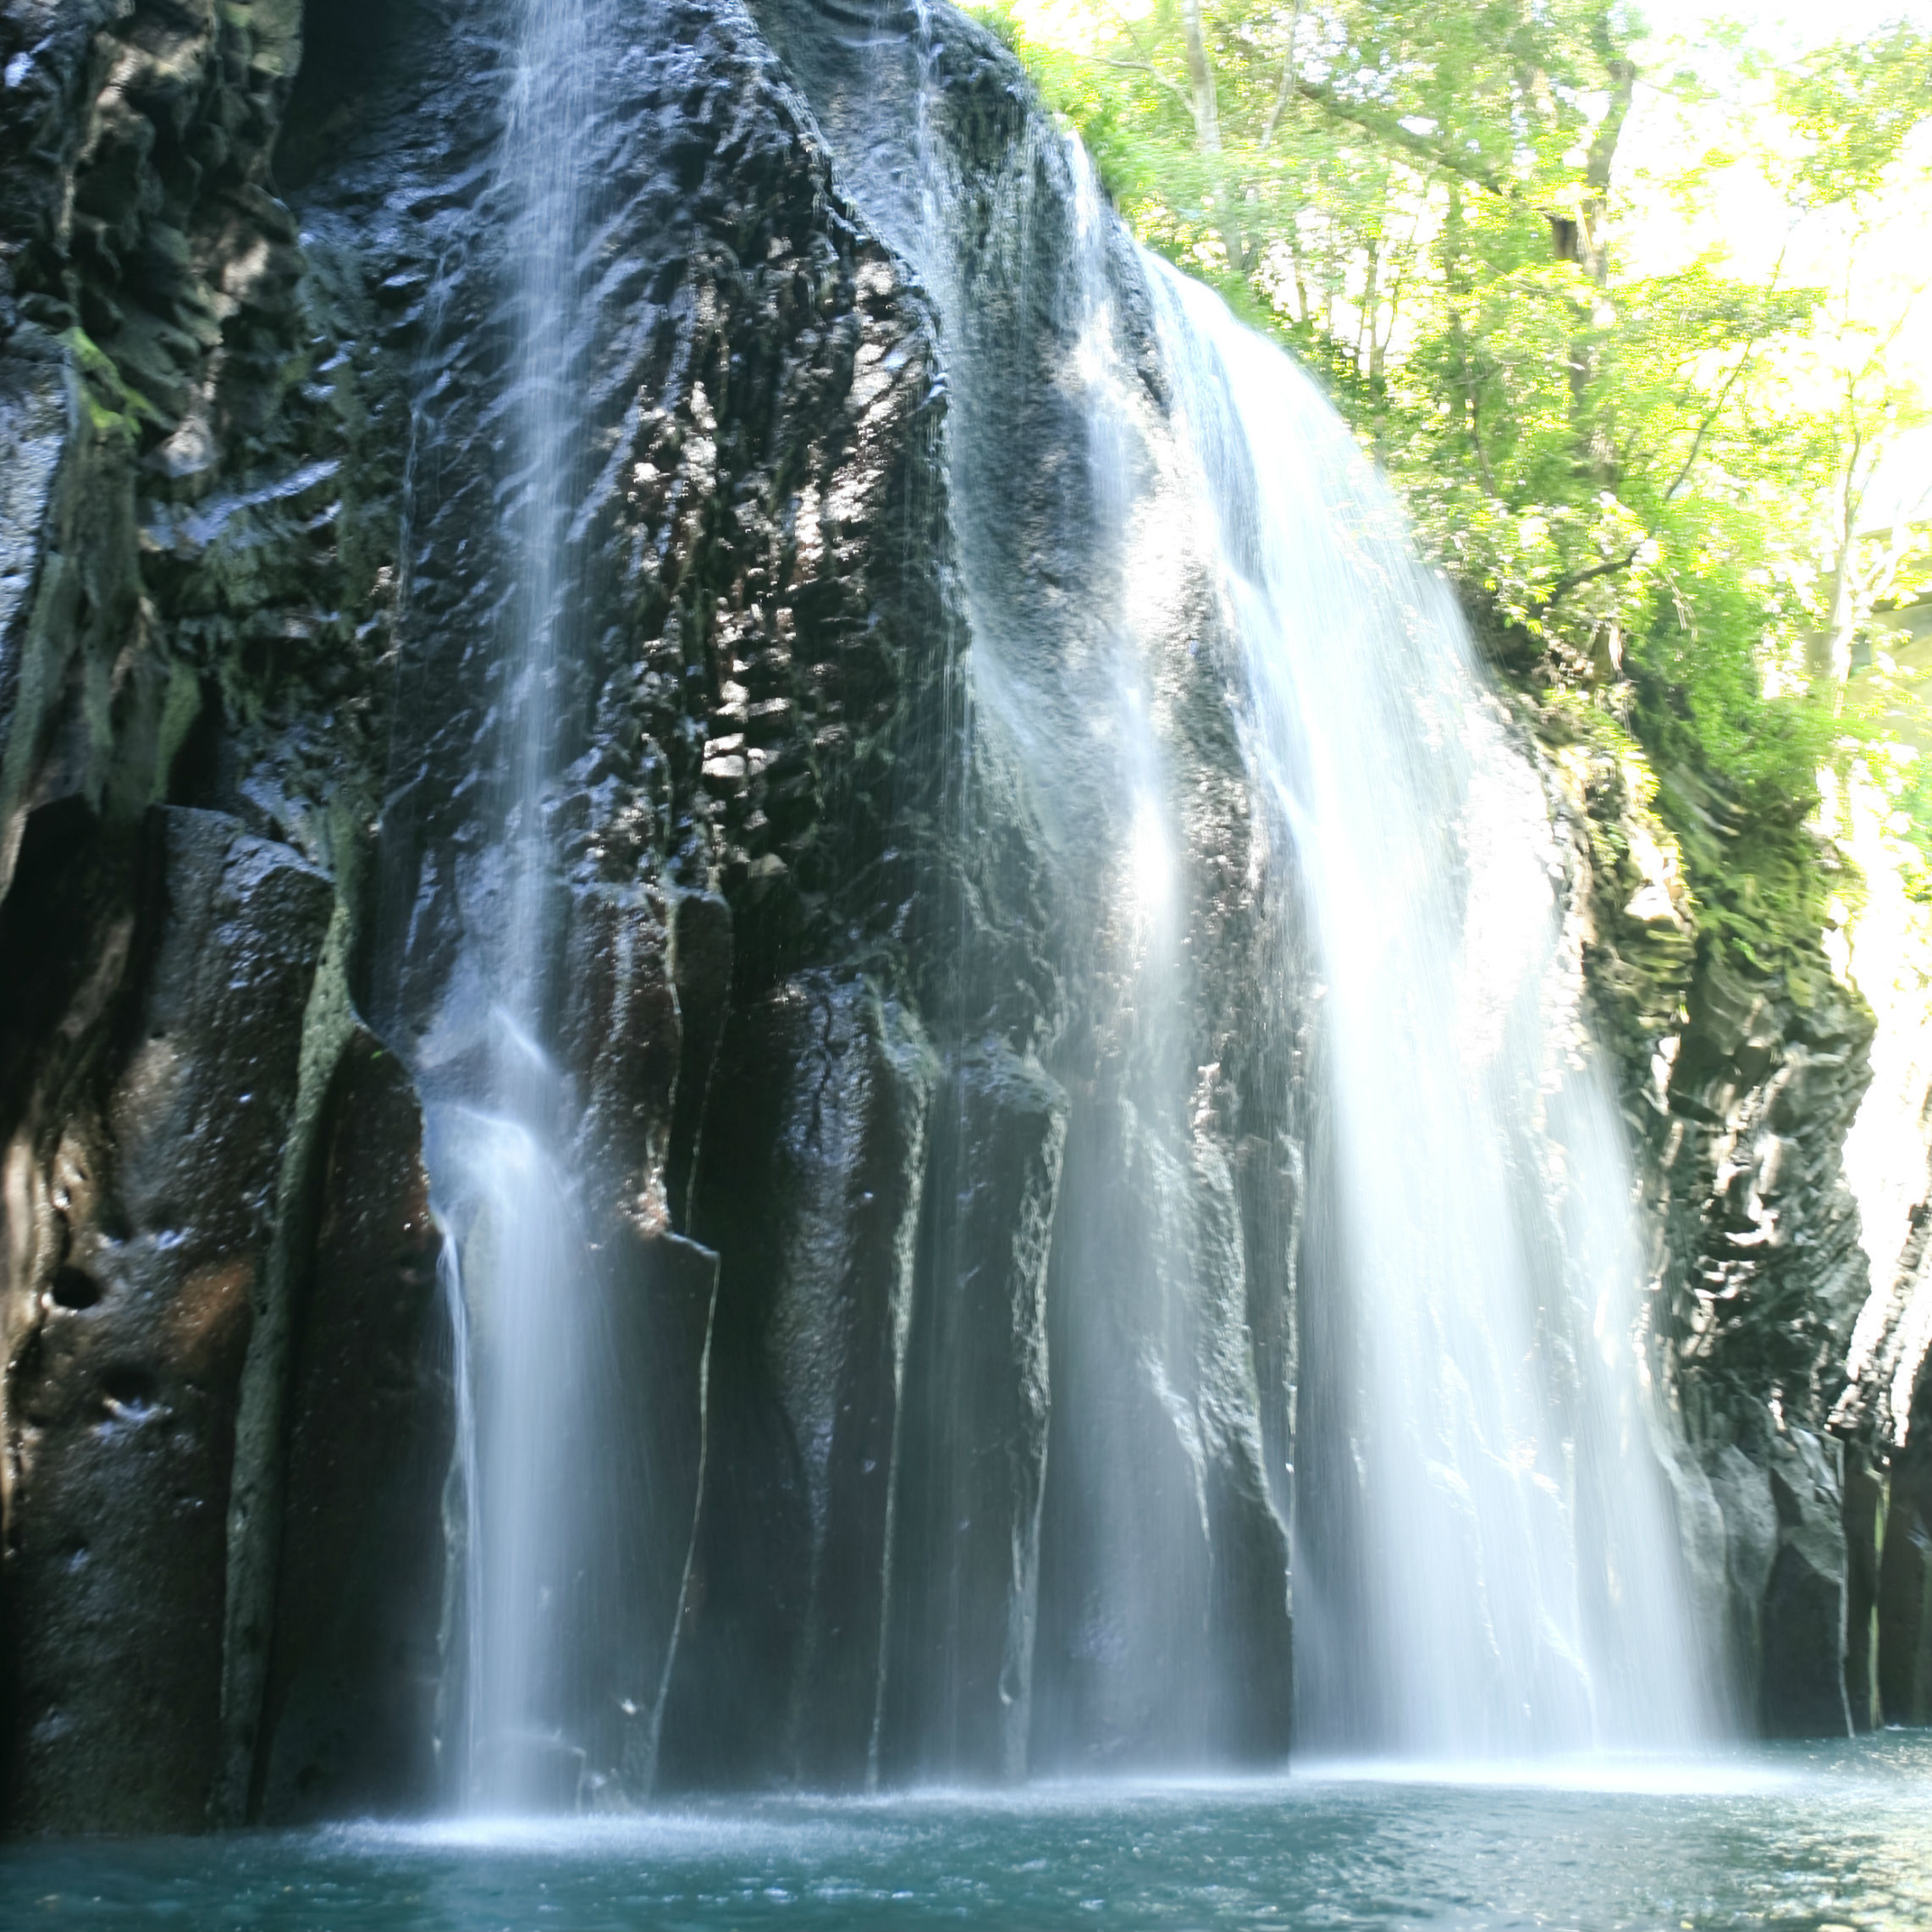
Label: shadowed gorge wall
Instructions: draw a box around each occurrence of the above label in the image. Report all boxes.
[1,0,1926,1832]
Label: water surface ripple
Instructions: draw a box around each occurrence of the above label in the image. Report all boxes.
[4,1735,1926,1929]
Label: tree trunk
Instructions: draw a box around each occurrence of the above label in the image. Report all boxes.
[1561,30,1637,486]
[1445,185,1499,496]
[1356,237,1381,380]
[1180,0,1250,273]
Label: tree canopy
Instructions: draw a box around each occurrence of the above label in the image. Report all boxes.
[974,0,1932,925]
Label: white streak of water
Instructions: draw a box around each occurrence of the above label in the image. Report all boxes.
[432,0,610,1812]
[1142,255,1714,1757]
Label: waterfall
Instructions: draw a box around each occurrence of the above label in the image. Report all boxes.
[735,2,1713,1769]
[1026,147,1283,1770]
[1141,257,1713,1758]
[422,0,637,1811]
[396,0,1711,1796]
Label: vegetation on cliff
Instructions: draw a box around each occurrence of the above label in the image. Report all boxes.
[970,0,1932,970]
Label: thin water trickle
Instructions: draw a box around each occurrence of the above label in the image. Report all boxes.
[428,0,612,1812]
[433,1224,483,1800]
[1143,255,1713,1757]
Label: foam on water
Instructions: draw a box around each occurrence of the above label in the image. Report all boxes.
[8,1738,1930,1930]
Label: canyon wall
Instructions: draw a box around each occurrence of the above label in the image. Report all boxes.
[0,0,1924,1830]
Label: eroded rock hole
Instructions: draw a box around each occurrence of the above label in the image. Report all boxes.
[49,1267,103,1311]
[97,1367,159,1419]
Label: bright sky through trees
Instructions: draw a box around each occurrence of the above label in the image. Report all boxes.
[1633,1,1932,526]
[975,0,1932,1014]
[985,8,1928,690]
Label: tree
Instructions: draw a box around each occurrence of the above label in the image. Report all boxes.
[981,0,1932,883]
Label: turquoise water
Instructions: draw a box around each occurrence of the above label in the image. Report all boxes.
[4,1735,1928,1929]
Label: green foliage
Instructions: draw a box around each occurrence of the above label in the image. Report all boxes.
[972,0,1932,968]
[1887,746,1932,901]
[1780,24,1932,207]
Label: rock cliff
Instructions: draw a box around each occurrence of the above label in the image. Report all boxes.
[0,0,1922,1832]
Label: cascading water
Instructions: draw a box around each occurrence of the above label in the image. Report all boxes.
[743,0,1709,1769]
[422,0,639,1812]
[1027,146,1288,1769]
[1142,257,1713,1758]
[384,0,1713,1797]
[21,0,1896,1860]
[756,13,1289,1775]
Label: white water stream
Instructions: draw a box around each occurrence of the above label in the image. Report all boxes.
[1144,258,1712,1755]
[428,0,612,1811]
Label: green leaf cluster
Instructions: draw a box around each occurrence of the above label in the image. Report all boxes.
[971,0,1932,960]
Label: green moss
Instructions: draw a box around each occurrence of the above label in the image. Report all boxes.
[152,660,205,803]
[63,326,168,444]
[1521,651,1849,1052]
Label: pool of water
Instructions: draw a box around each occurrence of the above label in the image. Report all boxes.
[3,1734,1928,1929]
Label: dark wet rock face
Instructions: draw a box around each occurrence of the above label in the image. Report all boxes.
[661,974,937,1791]
[886,1043,1066,1783]
[1877,1434,1932,1725]
[299,0,969,1802]
[0,0,330,875]
[1543,726,1878,1732]
[0,0,1907,1833]
[747,0,1301,1777]
[254,1030,448,1824]
[0,808,330,1831]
